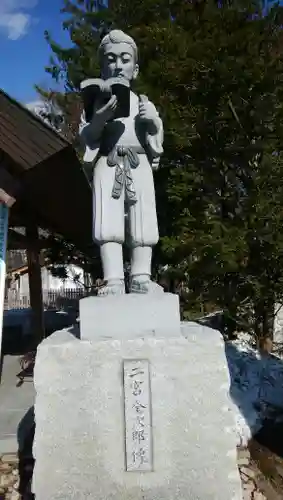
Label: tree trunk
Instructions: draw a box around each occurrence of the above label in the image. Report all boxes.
[254,296,275,341]
[263,297,275,339]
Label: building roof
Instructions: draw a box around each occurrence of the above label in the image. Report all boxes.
[0,89,93,253]
[0,90,67,170]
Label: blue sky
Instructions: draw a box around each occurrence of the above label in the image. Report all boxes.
[0,0,70,105]
[0,0,281,105]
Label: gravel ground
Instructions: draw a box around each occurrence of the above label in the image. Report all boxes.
[0,454,20,500]
[238,441,283,499]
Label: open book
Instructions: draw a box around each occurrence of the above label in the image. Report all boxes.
[80,77,130,122]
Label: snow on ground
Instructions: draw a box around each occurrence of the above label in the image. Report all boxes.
[226,333,283,446]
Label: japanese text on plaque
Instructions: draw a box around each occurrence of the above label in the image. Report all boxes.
[123,359,153,472]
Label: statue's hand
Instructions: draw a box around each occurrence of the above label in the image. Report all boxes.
[139,95,160,133]
[93,94,117,124]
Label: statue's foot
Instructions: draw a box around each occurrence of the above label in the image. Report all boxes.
[129,278,164,294]
[97,279,125,296]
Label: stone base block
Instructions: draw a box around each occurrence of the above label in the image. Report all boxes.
[33,324,242,500]
[79,293,181,340]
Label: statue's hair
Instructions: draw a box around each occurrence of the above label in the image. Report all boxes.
[98,30,138,62]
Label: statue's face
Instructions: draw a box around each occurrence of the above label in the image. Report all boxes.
[101,42,139,82]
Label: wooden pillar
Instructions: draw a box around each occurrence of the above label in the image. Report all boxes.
[0,203,9,382]
[26,222,45,345]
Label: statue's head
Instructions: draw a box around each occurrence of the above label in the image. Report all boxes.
[98,29,139,82]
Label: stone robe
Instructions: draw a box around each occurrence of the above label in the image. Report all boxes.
[79,91,163,247]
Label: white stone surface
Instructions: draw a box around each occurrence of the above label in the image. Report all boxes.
[79,293,181,340]
[123,359,152,472]
[33,324,242,500]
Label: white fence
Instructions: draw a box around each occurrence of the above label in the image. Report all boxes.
[4,288,86,311]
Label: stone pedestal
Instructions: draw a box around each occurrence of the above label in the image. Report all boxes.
[79,293,181,340]
[33,303,242,500]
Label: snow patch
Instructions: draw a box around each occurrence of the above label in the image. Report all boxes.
[226,334,283,446]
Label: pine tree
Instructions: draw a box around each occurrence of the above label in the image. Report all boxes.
[38,0,283,336]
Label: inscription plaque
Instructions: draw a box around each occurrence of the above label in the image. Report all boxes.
[123,359,153,472]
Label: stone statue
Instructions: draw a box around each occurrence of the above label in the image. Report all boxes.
[79,30,164,296]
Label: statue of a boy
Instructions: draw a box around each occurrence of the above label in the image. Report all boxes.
[79,30,164,296]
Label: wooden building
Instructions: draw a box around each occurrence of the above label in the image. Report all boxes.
[0,89,93,344]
